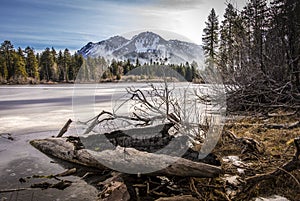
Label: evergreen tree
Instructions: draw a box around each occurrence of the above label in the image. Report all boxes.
[202,8,219,67]
[176,64,185,78]
[73,52,84,80]
[63,48,71,82]
[243,0,268,74]
[25,47,39,79]
[273,0,300,87]
[36,53,40,66]
[51,47,57,63]
[0,48,8,81]
[14,47,27,78]
[123,59,130,75]
[135,58,140,67]
[40,47,54,81]
[219,3,239,76]
[191,61,198,80]
[185,66,193,82]
[110,59,120,79]
[0,41,14,79]
[57,50,64,81]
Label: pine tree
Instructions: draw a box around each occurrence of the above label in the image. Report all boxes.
[243,0,269,74]
[135,58,140,67]
[123,59,130,75]
[176,64,185,78]
[0,41,14,79]
[219,3,239,76]
[185,63,193,82]
[0,47,8,81]
[25,47,39,79]
[191,61,198,80]
[14,47,27,79]
[51,47,57,63]
[73,52,84,81]
[110,59,119,79]
[279,0,300,87]
[57,50,64,81]
[40,47,55,81]
[202,8,219,67]
[63,48,71,82]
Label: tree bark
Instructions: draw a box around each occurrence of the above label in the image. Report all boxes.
[30,137,222,178]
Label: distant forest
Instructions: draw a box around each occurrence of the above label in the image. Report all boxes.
[0,40,199,84]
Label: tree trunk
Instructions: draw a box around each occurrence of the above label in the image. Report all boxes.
[30,137,222,178]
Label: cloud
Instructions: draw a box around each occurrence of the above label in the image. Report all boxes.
[1,0,224,50]
[152,0,204,10]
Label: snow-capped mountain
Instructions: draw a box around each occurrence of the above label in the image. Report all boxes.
[78,31,203,64]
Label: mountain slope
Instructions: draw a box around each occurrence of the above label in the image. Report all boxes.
[78,31,203,64]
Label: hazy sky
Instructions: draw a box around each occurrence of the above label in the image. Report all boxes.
[0,0,246,51]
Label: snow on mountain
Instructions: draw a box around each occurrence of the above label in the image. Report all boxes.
[78,31,203,65]
[79,36,129,59]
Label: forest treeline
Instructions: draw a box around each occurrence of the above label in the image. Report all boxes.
[0,41,199,84]
[0,41,84,84]
[202,0,300,111]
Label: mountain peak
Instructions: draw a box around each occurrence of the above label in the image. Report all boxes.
[78,31,203,64]
[133,31,161,38]
[108,35,128,41]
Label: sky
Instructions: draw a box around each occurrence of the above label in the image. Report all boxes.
[0,0,246,52]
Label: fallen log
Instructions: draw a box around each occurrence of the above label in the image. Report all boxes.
[30,137,222,178]
[30,138,107,169]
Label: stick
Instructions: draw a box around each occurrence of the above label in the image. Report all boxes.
[57,119,73,137]
[0,188,29,193]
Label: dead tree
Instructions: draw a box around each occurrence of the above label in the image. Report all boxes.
[79,81,216,149]
[30,137,222,178]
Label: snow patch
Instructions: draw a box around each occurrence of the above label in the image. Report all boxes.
[254,195,289,201]
[135,36,160,53]
[223,155,244,166]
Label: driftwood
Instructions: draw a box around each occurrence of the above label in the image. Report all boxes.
[81,124,220,166]
[30,137,222,178]
[30,138,107,170]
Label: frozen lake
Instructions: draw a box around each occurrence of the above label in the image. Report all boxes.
[0,83,153,200]
[0,83,130,135]
[0,82,224,200]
